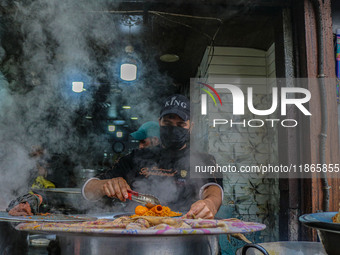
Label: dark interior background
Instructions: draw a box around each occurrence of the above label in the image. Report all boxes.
[0,0,284,186]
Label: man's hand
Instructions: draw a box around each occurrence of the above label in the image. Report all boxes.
[84,177,131,201]
[102,177,131,201]
[185,198,217,219]
[185,185,222,219]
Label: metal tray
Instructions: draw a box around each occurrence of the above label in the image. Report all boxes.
[0,211,97,223]
[32,188,81,194]
[111,213,183,219]
[16,217,266,237]
[112,213,134,219]
[31,188,89,210]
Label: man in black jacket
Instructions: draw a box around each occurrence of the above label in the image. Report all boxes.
[83,94,223,218]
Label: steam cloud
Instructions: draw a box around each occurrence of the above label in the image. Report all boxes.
[0,0,174,209]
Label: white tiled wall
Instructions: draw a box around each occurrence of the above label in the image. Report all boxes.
[195,44,279,242]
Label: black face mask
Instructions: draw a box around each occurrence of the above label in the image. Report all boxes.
[160,126,190,150]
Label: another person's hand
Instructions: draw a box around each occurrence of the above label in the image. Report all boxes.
[185,198,218,219]
[101,177,131,201]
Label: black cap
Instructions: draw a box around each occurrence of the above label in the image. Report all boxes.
[159,94,190,121]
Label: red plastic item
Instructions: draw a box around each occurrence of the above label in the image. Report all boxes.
[127,190,139,200]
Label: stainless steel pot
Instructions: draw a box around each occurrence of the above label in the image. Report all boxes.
[0,222,28,254]
[58,234,219,255]
[75,169,99,187]
[236,241,327,255]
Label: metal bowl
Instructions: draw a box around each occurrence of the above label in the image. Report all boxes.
[32,188,92,211]
[74,169,99,187]
[299,212,340,255]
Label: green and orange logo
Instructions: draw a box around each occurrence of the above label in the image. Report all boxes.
[198,82,222,115]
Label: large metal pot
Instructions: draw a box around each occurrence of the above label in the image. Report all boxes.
[236,241,326,255]
[17,212,265,255]
[0,222,28,254]
[58,234,219,255]
[50,211,219,255]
